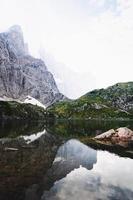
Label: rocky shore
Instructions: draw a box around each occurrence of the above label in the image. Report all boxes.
[95,127,133,147]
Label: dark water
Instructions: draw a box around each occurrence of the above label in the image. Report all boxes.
[0,120,133,200]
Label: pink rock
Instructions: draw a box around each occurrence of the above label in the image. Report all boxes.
[95,129,115,140]
[116,127,133,139]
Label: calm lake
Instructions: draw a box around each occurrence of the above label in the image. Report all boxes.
[0,120,133,200]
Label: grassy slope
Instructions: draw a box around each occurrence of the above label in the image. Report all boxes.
[86,82,133,113]
[48,82,133,119]
[0,101,48,120]
[48,98,131,119]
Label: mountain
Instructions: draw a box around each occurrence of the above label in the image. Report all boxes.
[85,82,133,113]
[0,25,65,107]
[48,82,133,119]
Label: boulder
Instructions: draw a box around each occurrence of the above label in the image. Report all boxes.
[95,129,115,140]
[116,127,133,139]
[95,127,133,143]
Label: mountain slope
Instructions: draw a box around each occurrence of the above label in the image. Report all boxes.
[0,100,48,120]
[0,25,65,107]
[48,82,133,119]
[85,82,133,113]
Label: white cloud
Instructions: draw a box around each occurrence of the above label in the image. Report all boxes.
[0,0,133,97]
[42,149,133,200]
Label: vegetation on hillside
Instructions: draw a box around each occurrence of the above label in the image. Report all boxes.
[48,100,131,119]
[48,82,133,119]
[86,82,133,113]
[0,82,132,120]
[0,101,50,120]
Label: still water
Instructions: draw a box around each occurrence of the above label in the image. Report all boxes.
[0,120,133,200]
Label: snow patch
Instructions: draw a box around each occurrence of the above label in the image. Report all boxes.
[0,96,22,103]
[20,129,46,144]
[0,97,4,101]
[24,96,46,109]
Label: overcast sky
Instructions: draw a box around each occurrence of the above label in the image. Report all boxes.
[0,0,133,96]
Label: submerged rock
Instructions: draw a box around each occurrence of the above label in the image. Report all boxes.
[4,147,18,151]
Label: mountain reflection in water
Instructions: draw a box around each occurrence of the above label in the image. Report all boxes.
[42,140,133,200]
[0,121,133,200]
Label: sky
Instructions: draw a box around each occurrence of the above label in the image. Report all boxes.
[0,0,133,98]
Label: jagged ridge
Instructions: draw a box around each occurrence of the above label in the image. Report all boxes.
[0,25,65,107]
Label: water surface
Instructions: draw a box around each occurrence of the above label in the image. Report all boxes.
[42,139,133,200]
[0,120,133,200]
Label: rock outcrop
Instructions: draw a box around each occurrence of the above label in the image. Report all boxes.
[95,129,116,140]
[0,25,65,107]
[95,127,133,142]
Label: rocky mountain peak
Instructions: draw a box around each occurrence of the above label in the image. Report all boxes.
[9,25,23,33]
[0,25,66,107]
[1,25,28,56]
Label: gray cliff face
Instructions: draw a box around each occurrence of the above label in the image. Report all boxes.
[0,25,65,107]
